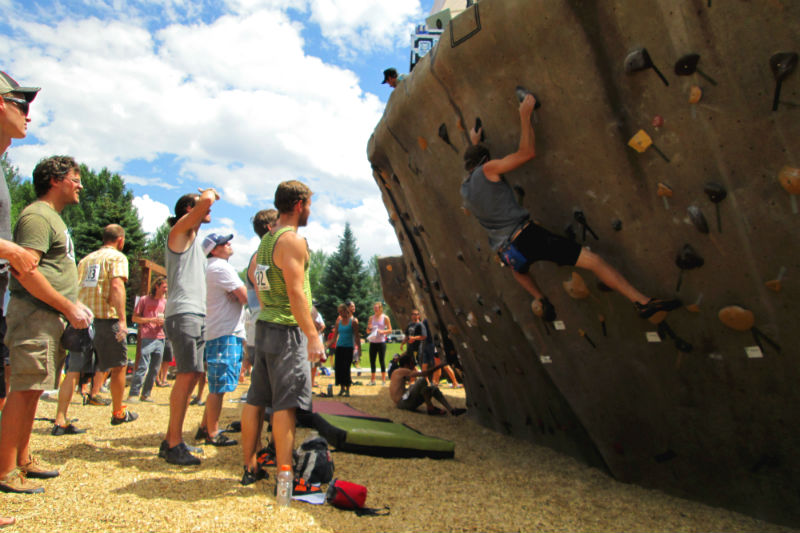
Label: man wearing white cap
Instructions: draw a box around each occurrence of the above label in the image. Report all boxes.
[194,233,246,447]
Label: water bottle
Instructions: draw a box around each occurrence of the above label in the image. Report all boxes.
[276,464,293,506]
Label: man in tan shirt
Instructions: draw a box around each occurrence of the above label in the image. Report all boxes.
[390,353,465,416]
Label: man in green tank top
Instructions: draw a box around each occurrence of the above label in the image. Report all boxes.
[240,181,323,496]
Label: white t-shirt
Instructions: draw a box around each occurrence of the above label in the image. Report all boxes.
[205,257,246,340]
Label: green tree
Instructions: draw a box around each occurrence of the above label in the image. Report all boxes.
[144,222,170,266]
[2,154,35,228]
[316,223,372,328]
[309,249,328,301]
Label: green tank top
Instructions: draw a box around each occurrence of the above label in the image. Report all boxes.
[256,226,311,326]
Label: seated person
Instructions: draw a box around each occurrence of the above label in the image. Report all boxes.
[389,353,465,416]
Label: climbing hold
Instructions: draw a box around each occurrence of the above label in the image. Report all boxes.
[578,329,597,349]
[563,271,590,299]
[778,166,800,213]
[611,218,623,231]
[686,292,703,313]
[439,292,449,302]
[674,53,718,86]
[475,293,483,306]
[447,324,458,335]
[765,266,786,292]
[417,137,428,150]
[412,226,421,236]
[493,306,502,316]
[624,47,669,86]
[466,312,477,327]
[652,114,664,128]
[385,264,393,272]
[675,244,704,292]
[515,86,542,109]
[688,85,703,104]
[483,314,492,324]
[687,205,709,234]
[769,52,798,111]
[564,223,577,242]
[628,129,670,162]
[703,182,727,232]
[456,251,465,261]
[718,305,754,331]
[474,117,485,142]
[657,321,693,352]
[657,183,673,209]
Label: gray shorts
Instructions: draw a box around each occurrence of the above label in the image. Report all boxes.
[66,347,94,373]
[397,378,428,411]
[164,313,206,374]
[93,319,128,372]
[247,321,311,412]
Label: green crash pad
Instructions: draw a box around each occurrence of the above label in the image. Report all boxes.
[312,413,455,459]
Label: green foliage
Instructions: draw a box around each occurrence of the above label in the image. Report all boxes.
[316,223,373,327]
[2,154,35,228]
[144,222,170,266]
[309,249,328,299]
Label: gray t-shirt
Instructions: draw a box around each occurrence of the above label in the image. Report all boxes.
[165,234,207,317]
[460,165,530,250]
[0,176,11,305]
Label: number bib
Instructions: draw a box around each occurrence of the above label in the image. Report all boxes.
[81,264,101,288]
[255,264,270,292]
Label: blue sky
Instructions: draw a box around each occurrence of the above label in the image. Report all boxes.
[1,0,436,270]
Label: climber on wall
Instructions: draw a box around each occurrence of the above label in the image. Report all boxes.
[460,92,681,322]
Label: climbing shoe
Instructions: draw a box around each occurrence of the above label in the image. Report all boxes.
[205,433,237,447]
[194,426,209,441]
[450,408,467,417]
[51,423,86,436]
[111,408,138,425]
[163,442,201,466]
[256,445,277,468]
[635,298,682,319]
[240,465,268,486]
[427,407,447,416]
[290,477,322,497]
[83,394,111,406]
[20,456,59,479]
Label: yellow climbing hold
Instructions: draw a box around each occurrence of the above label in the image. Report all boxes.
[563,272,590,299]
[718,305,755,331]
[628,129,653,153]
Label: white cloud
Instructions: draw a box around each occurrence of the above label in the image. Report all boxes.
[132,194,171,234]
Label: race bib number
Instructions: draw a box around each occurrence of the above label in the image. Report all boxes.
[255,264,270,292]
[81,264,101,288]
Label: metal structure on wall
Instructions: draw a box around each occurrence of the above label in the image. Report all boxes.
[369,0,799,526]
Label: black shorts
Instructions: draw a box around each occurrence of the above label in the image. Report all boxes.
[499,223,582,273]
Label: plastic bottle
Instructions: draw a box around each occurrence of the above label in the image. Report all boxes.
[276,464,293,506]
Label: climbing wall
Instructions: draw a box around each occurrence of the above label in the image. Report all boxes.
[368,0,800,526]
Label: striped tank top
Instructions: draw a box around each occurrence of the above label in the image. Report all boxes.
[256,226,312,326]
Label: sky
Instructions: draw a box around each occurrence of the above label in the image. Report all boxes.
[0,0,437,271]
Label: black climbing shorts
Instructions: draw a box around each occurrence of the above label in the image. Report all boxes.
[499,223,582,273]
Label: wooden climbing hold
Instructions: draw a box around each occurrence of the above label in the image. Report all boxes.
[563,272,590,299]
[628,129,670,162]
[765,266,786,292]
[718,305,755,331]
[688,85,703,104]
[686,293,703,313]
[657,183,672,209]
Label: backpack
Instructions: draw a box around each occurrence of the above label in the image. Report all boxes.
[294,436,334,484]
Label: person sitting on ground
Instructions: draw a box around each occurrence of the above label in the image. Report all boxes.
[390,353,465,416]
[461,93,681,321]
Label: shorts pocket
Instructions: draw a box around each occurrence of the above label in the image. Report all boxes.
[11,339,50,377]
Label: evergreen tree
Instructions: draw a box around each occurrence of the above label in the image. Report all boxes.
[316,223,372,327]
[144,222,170,266]
[309,249,328,300]
[2,154,35,227]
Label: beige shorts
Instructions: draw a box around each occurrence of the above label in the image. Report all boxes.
[5,297,67,392]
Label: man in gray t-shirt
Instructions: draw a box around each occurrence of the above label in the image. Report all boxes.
[461,93,680,322]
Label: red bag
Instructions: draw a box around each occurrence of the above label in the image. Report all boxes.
[326,479,389,516]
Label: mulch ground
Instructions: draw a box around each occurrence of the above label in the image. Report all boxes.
[1,370,796,533]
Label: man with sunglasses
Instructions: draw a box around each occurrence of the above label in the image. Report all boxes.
[461,94,681,322]
[0,69,42,528]
[0,155,92,496]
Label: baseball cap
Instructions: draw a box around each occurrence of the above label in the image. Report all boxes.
[202,233,233,256]
[0,71,40,103]
[382,68,398,84]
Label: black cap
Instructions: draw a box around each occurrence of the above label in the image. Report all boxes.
[382,68,398,84]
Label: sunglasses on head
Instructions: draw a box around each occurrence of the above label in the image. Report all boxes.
[3,96,29,117]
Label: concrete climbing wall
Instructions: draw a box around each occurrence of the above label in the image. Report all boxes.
[367,0,800,526]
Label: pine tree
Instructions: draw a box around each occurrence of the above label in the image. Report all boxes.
[316,223,372,327]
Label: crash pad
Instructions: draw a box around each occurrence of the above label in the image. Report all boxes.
[312,413,455,459]
[312,400,375,418]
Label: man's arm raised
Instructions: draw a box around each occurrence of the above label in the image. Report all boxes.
[482,94,537,182]
[167,188,219,254]
[275,231,324,362]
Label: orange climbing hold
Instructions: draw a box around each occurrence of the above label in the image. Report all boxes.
[778,166,800,194]
[657,183,673,197]
[718,305,755,331]
[563,272,590,299]
[417,137,428,150]
[688,85,703,104]
[628,129,653,153]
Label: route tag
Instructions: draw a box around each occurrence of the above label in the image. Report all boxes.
[553,320,566,330]
[540,355,552,364]
[646,331,661,343]
[254,264,270,292]
[745,346,764,359]
[81,264,101,288]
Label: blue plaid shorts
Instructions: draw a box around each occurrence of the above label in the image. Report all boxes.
[205,335,243,394]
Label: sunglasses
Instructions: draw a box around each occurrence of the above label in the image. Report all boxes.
[3,96,29,117]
